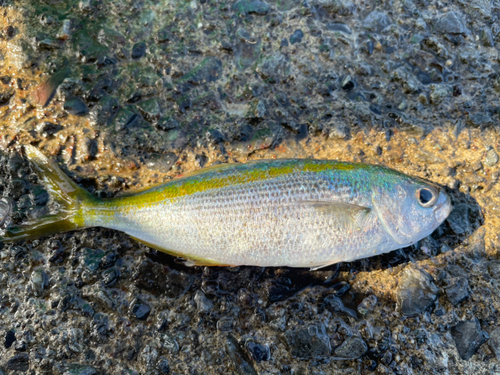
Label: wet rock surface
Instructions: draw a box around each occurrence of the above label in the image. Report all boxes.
[0,0,498,373]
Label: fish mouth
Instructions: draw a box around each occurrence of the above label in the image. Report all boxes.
[434,190,452,224]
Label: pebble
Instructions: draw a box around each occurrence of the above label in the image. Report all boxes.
[487,260,500,281]
[363,11,391,32]
[4,330,15,349]
[484,149,499,167]
[333,336,368,360]
[451,318,487,360]
[131,42,146,59]
[444,276,471,306]
[0,197,13,227]
[290,30,304,45]
[358,295,377,315]
[157,357,170,374]
[6,353,29,372]
[433,12,470,35]
[225,335,257,375]
[314,0,356,16]
[324,294,357,318]
[130,298,151,321]
[64,97,89,116]
[194,290,213,313]
[396,266,438,317]
[488,328,500,360]
[232,0,270,15]
[63,364,98,375]
[283,324,331,359]
[246,340,270,362]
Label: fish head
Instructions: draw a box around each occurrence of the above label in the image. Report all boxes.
[372,177,452,247]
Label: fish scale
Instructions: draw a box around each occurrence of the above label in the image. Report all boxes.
[1,147,452,268]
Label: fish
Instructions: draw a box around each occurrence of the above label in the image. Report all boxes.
[0,146,452,269]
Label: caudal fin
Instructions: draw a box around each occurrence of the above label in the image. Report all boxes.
[0,146,97,242]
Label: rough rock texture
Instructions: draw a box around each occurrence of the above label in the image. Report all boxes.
[0,0,499,373]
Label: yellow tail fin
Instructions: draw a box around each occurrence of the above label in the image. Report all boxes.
[0,146,97,242]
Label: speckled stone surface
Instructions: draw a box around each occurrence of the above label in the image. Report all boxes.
[0,0,499,374]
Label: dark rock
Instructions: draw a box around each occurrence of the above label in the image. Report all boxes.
[6,353,29,371]
[225,335,257,375]
[101,267,120,286]
[315,0,356,16]
[257,53,289,83]
[14,340,26,351]
[157,117,179,131]
[324,294,357,318]
[4,330,15,348]
[177,57,223,86]
[233,0,270,15]
[444,276,471,305]
[280,38,288,47]
[326,22,352,34]
[156,28,172,43]
[290,30,304,44]
[468,113,493,127]
[64,97,89,116]
[38,122,63,137]
[157,357,170,374]
[130,298,151,320]
[81,248,105,273]
[217,317,234,332]
[487,260,500,281]
[358,295,377,315]
[434,12,469,35]
[194,290,213,312]
[132,42,147,59]
[246,340,270,362]
[206,128,225,145]
[138,98,161,122]
[0,197,13,227]
[396,266,438,317]
[0,76,10,85]
[341,75,355,91]
[451,318,487,360]
[0,88,13,106]
[30,68,69,107]
[333,336,368,360]
[145,153,178,171]
[64,364,98,375]
[488,328,500,360]
[112,108,140,131]
[134,259,192,298]
[283,324,331,359]
[363,11,391,32]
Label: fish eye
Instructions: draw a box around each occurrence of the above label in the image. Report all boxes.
[416,188,437,208]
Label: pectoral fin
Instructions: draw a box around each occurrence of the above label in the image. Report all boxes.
[296,200,371,228]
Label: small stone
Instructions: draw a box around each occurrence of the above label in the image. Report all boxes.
[31,185,49,206]
[341,75,355,91]
[132,42,147,59]
[246,340,270,362]
[130,298,151,320]
[324,294,357,318]
[256,53,289,82]
[4,330,15,349]
[157,357,170,374]
[64,97,89,116]
[333,336,368,360]
[0,89,14,106]
[396,266,438,317]
[363,11,391,32]
[468,113,493,127]
[283,324,331,359]
[290,30,304,44]
[488,328,500,360]
[430,85,448,105]
[0,197,13,227]
[314,0,356,16]
[137,98,161,122]
[484,149,499,167]
[101,267,120,286]
[434,12,469,35]
[358,295,377,315]
[487,261,500,281]
[226,335,257,375]
[194,290,213,313]
[217,317,234,332]
[444,276,471,305]
[233,0,270,15]
[31,268,49,296]
[6,353,29,372]
[112,108,140,131]
[451,318,487,360]
[63,364,98,375]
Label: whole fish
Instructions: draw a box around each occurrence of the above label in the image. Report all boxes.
[1,146,452,269]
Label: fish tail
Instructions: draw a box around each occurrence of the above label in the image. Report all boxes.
[0,145,98,242]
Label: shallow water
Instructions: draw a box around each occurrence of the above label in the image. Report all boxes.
[0,0,499,373]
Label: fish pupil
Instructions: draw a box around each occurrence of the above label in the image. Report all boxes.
[419,189,433,204]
